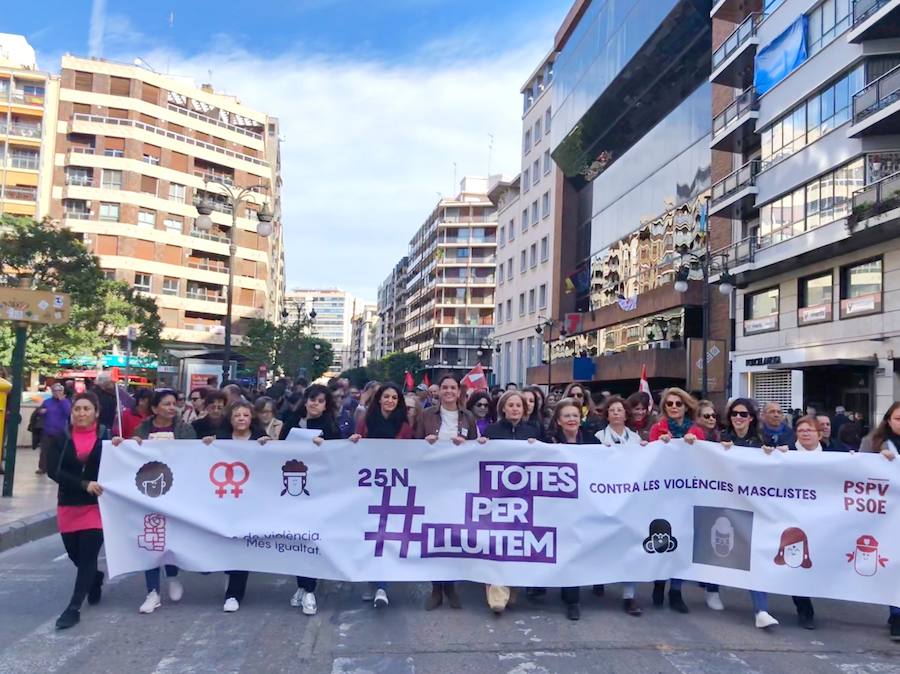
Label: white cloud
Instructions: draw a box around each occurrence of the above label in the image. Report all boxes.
[108,21,555,301]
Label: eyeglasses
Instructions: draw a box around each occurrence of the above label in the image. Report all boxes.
[664,400,684,408]
[729,410,750,418]
[701,413,717,420]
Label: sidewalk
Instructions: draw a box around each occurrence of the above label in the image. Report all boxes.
[0,447,58,552]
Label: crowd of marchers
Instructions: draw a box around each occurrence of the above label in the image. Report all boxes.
[35,371,900,640]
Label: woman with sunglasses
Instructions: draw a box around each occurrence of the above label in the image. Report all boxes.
[696,400,722,443]
[562,383,604,434]
[182,387,206,424]
[648,387,704,612]
[466,391,494,437]
[718,398,780,628]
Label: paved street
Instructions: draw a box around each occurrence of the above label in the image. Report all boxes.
[0,536,897,674]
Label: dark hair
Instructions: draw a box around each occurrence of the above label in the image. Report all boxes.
[204,389,227,406]
[626,391,651,410]
[871,401,900,452]
[466,391,495,421]
[438,374,459,387]
[522,385,545,427]
[724,398,760,438]
[366,383,408,427]
[150,388,178,410]
[303,384,335,417]
[71,391,100,413]
[133,388,153,406]
[253,396,276,414]
[601,395,628,419]
[189,386,207,400]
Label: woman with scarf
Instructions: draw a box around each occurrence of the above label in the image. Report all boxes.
[625,391,656,441]
[595,396,645,446]
[350,383,412,608]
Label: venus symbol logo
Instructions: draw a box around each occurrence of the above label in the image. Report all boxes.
[209,461,250,498]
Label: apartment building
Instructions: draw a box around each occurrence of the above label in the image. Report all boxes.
[349,303,378,368]
[285,288,358,375]
[401,176,498,375]
[492,53,558,388]
[50,54,284,352]
[0,35,58,220]
[711,0,900,421]
[527,0,724,400]
[375,256,408,360]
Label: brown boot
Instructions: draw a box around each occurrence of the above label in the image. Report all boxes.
[425,583,443,611]
[444,582,462,609]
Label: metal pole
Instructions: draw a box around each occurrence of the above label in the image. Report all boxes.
[222,202,237,384]
[701,199,711,400]
[2,324,27,497]
[547,322,553,393]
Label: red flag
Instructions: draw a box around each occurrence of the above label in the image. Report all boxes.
[403,371,415,392]
[639,364,654,411]
[423,372,431,387]
[461,363,488,391]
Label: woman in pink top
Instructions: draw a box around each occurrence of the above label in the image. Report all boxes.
[46,391,105,630]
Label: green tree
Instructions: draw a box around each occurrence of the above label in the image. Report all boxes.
[338,366,372,388]
[0,216,162,370]
[369,351,423,385]
[239,314,334,382]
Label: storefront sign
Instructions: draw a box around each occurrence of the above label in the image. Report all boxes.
[841,293,881,319]
[798,304,832,326]
[687,339,726,392]
[744,315,778,335]
[745,356,781,367]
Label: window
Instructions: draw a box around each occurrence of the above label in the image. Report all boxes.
[528,288,536,313]
[744,287,779,335]
[807,0,851,57]
[162,277,179,296]
[545,108,551,134]
[538,284,547,309]
[543,149,551,175]
[499,225,506,247]
[798,272,833,325]
[531,201,539,225]
[506,299,512,320]
[530,243,537,268]
[66,166,92,186]
[73,70,93,92]
[519,293,525,316]
[507,257,513,281]
[143,153,160,166]
[497,303,503,323]
[134,273,151,293]
[169,182,186,203]
[534,119,542,142]
[522,209,529,233]
[109,76,130,96]
[498,262,505,284]
[508,218,515,241]
[523,129,532,155]
[520,250,527,274]
[540,236,549,262]
[100,169,122,190]
[138,210,155,227]
[164,217,183,234]
[102,269,116,281]
[526,336,535,367]
[456,247,469,258]
[532,160,539,186]
[840,258,882,319]
[99,202,120,222]
[141,174,158,196]
[63,199,90,218]
[541,191,550,219]
[522,169,530,193]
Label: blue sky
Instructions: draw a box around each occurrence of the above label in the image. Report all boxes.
[8,0,568,301]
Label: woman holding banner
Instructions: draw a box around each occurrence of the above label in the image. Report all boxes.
[47,391,105,630]
[350,383,412,608]
[279,384,341,442]
[561,383,604,434]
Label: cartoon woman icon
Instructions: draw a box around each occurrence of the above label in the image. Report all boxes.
[774,527,812,569]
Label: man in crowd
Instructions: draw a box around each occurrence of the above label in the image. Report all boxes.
[761,402,795,447]
[93,371,134,435]
[817,414,845,451]
[35,383,71,475]
[833,405,850,437]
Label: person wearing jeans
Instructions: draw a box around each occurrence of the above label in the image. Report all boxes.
[141,565,183,613]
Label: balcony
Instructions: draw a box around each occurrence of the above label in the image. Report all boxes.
[166,103,263,140]
[65,174,94,187]
[708,160,759,218]
[849,63,900,136]
[850,170,900,230]
[2,186,37,201]
[194,170,235,187]
[189,229,230,244]
[187,260,228,273]
[1,123,42,139]
[64,211,91,220]
[710,0,763,22]
[710,88,759,151]
[8,155,39,170]
[848,0,900,42]
[710,13,761,88]
[8,91,45,106]
[186,290,226,303]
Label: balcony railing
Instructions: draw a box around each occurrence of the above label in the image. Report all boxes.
[194,170,235,186]
[850,170,900,225]
[189,229,230,244]
[64,211,91,220]
[853,0,892,25]
[9,155,39,170]
[2,186,37,201]
[852,63,900,124]
[166,103,263,140]
[69,147,96,156]
[9,91,45,105]
[188,260,228,273]
[712,88,759,136]
[711,160,760,205]
[65,175,94,187]
[0,123,42,138]
[712,12,762,70]
[186,290,226,303]
[71,114,268,166]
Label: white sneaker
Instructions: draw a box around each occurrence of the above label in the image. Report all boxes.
[755,611,779,629]
[301,591,317,615]
[168,579,184,603]
[223,597,240,612]
[374,589,389,609]
[290,588,306,607]
[705,591,725,611]
[139,591,161,614]
[361,586,375,602]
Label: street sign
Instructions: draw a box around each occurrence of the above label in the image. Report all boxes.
[0,288,70,325]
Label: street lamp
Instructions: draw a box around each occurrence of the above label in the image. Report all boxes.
[194,181,274,384]
[535,316,567,393]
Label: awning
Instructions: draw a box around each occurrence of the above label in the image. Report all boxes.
[767,357,878,370]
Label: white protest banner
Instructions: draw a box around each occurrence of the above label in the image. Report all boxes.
[99,439,900,605]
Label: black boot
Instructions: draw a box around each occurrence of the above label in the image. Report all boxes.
[565,602,580,621]
[592,584,605,597]
[798,611,816,630]
[443,582,462,609]
[623,598,643,616]
[652,581,665,607]
[669,589,689,614]
[890,615,900,641]
[55,607,80,630]
[87,571,104,606]
[425,583,443,611]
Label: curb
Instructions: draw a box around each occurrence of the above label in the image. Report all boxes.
[0,510,57,553]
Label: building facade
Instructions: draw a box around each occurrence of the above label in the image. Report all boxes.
[0,34,58,221]
[285,288,358,375]
[492,52,559,389]
[349,303,378,368]
[712,0,900,422]
[50,55,284,353]
[375,256,408,360]
[401,176,498,374]
[526,0,724,401]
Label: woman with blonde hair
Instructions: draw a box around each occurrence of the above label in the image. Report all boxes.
[649,387,705,444]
